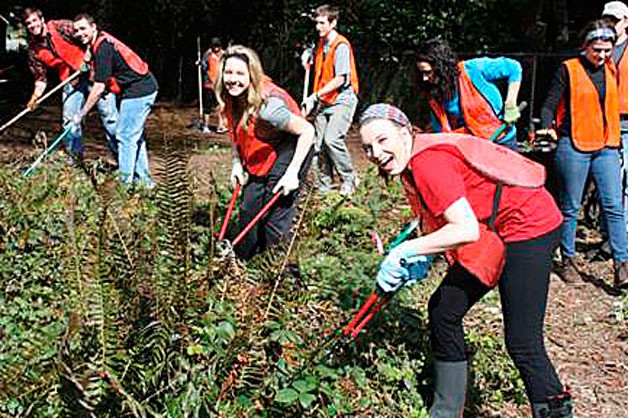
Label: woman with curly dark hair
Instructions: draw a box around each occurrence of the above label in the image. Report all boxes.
[416,39,523,149]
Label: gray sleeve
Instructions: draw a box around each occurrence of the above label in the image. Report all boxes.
[334,43,351,87]
[258,96,293,130]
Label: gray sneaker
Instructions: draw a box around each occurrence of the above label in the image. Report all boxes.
[339,181,355,196]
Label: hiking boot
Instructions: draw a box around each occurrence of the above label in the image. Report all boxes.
[614,260,628,289]
[532,391,573,418]
[557,257,581,284]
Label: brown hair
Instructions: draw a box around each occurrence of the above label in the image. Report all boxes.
[22,7,43,22]
[73,13,96,25]
[315,4,339,22]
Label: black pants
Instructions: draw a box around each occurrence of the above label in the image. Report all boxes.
[427,228,563,402]
[229,148,312,260]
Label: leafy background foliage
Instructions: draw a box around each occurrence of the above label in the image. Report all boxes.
[0,146,531,416]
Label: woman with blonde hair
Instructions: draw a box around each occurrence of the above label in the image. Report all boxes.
[216,45,315,259]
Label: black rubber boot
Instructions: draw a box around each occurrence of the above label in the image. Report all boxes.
[429,360,467,418]
[532,392,573,418]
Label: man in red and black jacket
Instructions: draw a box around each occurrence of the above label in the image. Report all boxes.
[73,13,158,187]
[23,8,117,156]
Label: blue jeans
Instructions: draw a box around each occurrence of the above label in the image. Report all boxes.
[62,78,118,155]
[117,91,157,185]
[622,130,628,224]
[555,138,627,261]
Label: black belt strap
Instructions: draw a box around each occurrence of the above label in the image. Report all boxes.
[488,182,503,232]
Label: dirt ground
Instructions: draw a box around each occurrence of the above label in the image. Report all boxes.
[1,102,627,417]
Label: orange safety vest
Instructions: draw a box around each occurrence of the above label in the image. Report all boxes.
[207,52,221,85]
[313,33,359,105]
[227,78,301,176]
[427,62,504,140]
[401,132,546,287]
[615,44,628,115]
[92,31,149,94]
[556,58,620,152]
[32,21,85,81]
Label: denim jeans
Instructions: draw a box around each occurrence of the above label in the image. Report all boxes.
[312,93,357,190]
[62,78,118,155]
[117,91,157,185]
[622,130,628,224]
[555,138,627,260]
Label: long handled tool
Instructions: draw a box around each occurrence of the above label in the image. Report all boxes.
[302,43,314,102]
[196,36,204,127]
[296,223,424,372]
[215,188,282,256]
[0,69,83,134]
[231,192,281,247]
[23,126,72,177]
[217,183,242,241]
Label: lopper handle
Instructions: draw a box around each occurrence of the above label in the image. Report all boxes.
[231,191,281,246]
[217,183,241,241]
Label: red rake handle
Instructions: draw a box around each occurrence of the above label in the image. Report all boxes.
[218,183,241,241]
[231,192,281,246]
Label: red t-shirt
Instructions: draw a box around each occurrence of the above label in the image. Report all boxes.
[409,145,562,243]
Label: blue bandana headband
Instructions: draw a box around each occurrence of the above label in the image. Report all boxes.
[584,28,616,44]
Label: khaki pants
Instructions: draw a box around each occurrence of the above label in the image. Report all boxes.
[312,94,357,190]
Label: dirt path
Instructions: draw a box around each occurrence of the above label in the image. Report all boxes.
[545,268,628,417]
[1,103,627,417]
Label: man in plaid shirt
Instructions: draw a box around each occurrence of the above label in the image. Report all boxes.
[24,8,117,157]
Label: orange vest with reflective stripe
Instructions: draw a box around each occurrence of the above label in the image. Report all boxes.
[402,133,546,287]
[227,78,301,176]
[427,62,503,140]
[313,33,359,105]
[33,21,85,80]
[92,31,149,94]
[615,45,628,115]
[557,58,619,152]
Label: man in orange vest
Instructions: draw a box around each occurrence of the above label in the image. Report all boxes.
[603,2,628,227]
[200,37,227,134]
[23,8,117,157]
[301,4,359,195]
[73,13,158,187]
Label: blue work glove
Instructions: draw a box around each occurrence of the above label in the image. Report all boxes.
[376,241,432,293]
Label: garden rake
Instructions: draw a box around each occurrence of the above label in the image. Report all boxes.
[1,69,83,134]
[23,126,73,177]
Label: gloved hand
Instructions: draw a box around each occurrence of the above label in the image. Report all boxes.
[376,241,432,293]
[503,102,521,124]
[230,160,248,187]
[26,94,39,111]
[301,93,319,117]
[273,168,299,195]
[535,128,558,141]
[301,47,313,70]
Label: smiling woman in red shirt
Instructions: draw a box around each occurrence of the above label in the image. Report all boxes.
[359,103,571,418]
